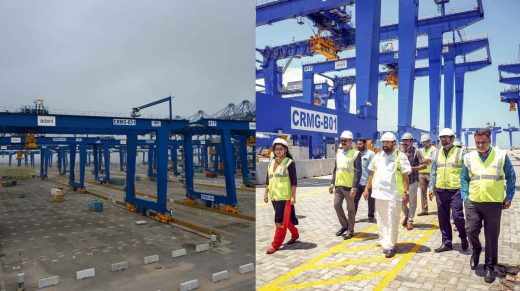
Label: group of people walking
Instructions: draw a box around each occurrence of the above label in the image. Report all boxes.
[263,127,515,284]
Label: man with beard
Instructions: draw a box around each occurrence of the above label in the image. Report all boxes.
[400,132,426,230]
[428,128,468,254]
[418,134,436,216]
[362,132,411,258]
[354,139,376,223]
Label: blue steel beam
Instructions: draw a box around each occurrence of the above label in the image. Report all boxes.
[355,0,381,119]
[397,0,418,136]
[256,0,354,26]
[499,76,520,85]
[259,3,484,62]
[498,63,520,74]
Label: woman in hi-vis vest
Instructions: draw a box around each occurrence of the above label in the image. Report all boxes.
[264,137,299,254]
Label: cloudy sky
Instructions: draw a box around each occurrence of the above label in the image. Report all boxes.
[0,0,254,118]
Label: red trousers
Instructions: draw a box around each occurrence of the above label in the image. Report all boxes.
[271,201,299,249]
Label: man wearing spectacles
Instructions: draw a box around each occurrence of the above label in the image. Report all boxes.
[461,128,516,283]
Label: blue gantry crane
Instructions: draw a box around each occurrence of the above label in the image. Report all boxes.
[257,0,488,154]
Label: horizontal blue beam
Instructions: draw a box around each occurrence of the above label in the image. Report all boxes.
[499,63,520,74]
[0,113,188,135]
[256,0,354,26]
[260,3,484,61]
[500,76,520,85]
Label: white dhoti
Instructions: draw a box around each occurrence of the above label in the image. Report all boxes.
[375,198,401,250]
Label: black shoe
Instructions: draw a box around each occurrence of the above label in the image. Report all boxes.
[470,250,481,270]
[336,227,347,236]
[385,248,395,258]
[461,239,469,251]
[368,217,376,223]
[434,244,453,253]
[484,266,495,283]
[343,232,354,240]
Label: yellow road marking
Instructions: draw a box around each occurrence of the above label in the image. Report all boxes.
[284,270,390,290]
[373,227,437,291]
[258,224,378,291]
[259,218,439,291]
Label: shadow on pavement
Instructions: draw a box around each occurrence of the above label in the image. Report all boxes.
[281,241,318,251]
[395,242,431,254]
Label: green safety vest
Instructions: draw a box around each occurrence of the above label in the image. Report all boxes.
[335,148,359,187]
[374,150,404,196]
[267,157,293,201]
[435,146,463,190]
[419,146,434,174]
[467,148,506,202]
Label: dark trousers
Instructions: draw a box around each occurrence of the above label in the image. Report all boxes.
[354,186,375,218]
[435,189,467,245]
[464,200,502,267]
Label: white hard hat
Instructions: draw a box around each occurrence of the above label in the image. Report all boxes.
[381,132,396,142]
[420,134,431,142]
[272,137,288,147]
[340,130,353,140]
[439,128,455,137]
[401,132,414,141]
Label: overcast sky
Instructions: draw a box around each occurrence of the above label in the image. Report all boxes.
[0,0,254,118]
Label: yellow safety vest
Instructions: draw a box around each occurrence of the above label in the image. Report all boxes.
[419,146,434,174]
[335,148,359,187]
[374,150,404,195]
[435,146,463,190]
[267,157,293,201]
[467,148,506,202]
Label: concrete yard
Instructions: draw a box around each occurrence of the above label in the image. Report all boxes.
[0,165,254,290]
[256,151,520,291]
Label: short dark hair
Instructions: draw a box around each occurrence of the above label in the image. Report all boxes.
[474,128,491,138]
[357,139,367,144]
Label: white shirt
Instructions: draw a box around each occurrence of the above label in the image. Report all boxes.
[368,149,412,201]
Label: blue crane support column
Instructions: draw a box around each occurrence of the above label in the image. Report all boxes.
[119,147,124,171]
[428,30,443,140]
[57,149,62,174]
[17,154,21,167]
[508,130,513,149]
[171,143,179,176]
[69,144,76,186]
[93,145,99,180]
[49,152,53,167]
[155,128,169,213]
[125,133,137,206]
[183,134,194,199]
[103,144,110,182]
[303,71,315,104]
[79,142,87,189]
[24,153,28,167]
[263,58,281,98]
[455,71,465,139]
[397,0,418,135]
[147,146,154,178]
[8,153,12,166]
[221,130,238,206]
[87,150,91,167]
[39,147,46,179]
[355,0,381,118]
[444,54,455,128]
[238,135,250,186]
[30,152,34,168]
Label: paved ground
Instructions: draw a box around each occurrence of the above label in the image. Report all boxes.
[0,173,254,290]
[256,151,520,291]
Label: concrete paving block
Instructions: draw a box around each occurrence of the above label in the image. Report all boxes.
[179,279,199,291]
[211,270,230,283]
[171,248,187,258]
[239,263,254,274]
[111,261,128,272]
[144,254,159,264]
[195,243,209,252]
[38,275,60,288]
[76,268,95,280]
